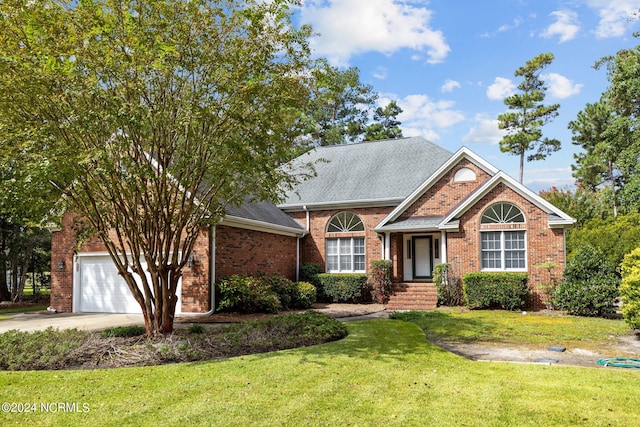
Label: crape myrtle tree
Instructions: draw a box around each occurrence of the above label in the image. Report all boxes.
[498,53,561,183]
[0,0,314,335]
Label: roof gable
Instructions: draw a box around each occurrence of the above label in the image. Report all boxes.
[279,137,453,210]
[440,171,575,229]
[375,147,498,229]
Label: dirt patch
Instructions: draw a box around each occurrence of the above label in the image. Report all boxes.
[433,334,640,368]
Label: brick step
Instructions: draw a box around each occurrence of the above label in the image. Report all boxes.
[386,282,438,311]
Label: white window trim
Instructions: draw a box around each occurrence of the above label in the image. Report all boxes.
[326,237,366,273]
[480,230,527,272]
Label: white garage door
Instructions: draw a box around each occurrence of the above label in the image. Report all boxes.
[77,255,181,314]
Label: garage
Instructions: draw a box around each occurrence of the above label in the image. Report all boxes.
[75,255,181,314]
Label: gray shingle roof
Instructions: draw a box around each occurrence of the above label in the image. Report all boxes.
[280,137,453,208]
[225,198,304,230]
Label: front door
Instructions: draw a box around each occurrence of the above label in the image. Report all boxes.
[412,236,433,279]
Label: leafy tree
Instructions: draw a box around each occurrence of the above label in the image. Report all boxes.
[364,101,403,141]
[539,185,607,228]
[0,0,313,335]
[620,247,640,329]
[567,213,640,269]
[303,62,378,145]
[498,53,561,183]
[591,43,640,215]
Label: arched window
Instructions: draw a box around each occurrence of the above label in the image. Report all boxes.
[325,212,365,272]
[454,167,476,182]
[480,203,526,271]
[326,211,365,232]
[481,202,525,224]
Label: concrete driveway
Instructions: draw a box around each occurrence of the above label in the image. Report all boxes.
[0,312,145,333]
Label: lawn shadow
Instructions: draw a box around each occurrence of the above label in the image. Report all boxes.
[390,310,498,343]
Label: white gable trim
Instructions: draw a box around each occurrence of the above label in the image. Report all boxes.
[375,147,499,230]
[220,215,306,237]
[440,171,575,228]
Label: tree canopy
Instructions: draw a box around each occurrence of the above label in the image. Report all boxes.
[497,53,561,183]
[0,0,314,334]
[302,62,379,145]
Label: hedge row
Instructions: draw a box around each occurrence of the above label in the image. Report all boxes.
[462,272,529,310]
[217,274,316,314]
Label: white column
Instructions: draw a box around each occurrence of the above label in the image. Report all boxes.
[384,232,391,260]
[441,230,447,263]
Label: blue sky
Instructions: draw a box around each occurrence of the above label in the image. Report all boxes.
[293,0,640,191]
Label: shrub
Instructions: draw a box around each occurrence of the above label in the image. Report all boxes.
[0,328,88,370]
[462,272,529,310]
[100,325,146,338]
[367,260,393,304]
[555,245,620,317]
[217,275,281,314]
[554,280,619,317]
[293,281,317,308]
[434,263,463,306]
[315,273,368,303]
[259,274,297,310]
[619,248,640,329]
[300,263,321,282]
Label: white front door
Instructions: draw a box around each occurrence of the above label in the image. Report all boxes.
[412,236,432,279]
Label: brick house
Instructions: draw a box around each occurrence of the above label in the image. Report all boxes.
[50,137,574,313]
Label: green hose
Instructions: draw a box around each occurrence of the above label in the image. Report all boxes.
[597,358,640,368]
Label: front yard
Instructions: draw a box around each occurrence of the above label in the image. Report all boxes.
[1,314,638,426]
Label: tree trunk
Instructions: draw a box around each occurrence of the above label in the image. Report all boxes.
[519,152,525,184]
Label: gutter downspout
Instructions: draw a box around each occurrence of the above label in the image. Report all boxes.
[180,225,217,317]
[296,205,310,282]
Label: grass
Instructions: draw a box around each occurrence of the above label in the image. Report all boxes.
[391,307,631,350]
[0,303,49,316]
[0,318,638,426]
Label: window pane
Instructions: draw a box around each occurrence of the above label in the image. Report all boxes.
[481,232,501,250]
[339,255,352,271]
[481,250,501,269]
[353,238,365,254]
[327,212,364,232]
[326,255,339,271]
[354,255,365,271]
[326,239,338,255]
[340,239,352,254]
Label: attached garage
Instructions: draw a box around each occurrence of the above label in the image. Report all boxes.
[74,254,181,314]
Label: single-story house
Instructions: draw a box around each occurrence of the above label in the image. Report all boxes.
[50,137,574,313]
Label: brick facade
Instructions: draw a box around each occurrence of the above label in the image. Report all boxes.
[51,213,210,313]
[446,182,566,308]
[291,207,393,276]
[214,225,298,281]
[398,159,492,220]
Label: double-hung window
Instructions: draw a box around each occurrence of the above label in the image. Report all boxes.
[481,230,526,270]
[480,203,526,271]
[326,237,365,272]
[325,212,366,273]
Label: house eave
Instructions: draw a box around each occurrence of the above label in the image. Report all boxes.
[220,215,306,237]
[279,198,404,212]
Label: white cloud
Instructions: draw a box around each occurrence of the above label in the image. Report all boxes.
[299,0,450,66]
[540,10,580,43]
[441,79,461,93]
[543,72,583,98]
[380,93,465,141]
[498,17,523,33]
[587,0,640,38]
[462,115,507,145]
[524,167,574,191]
[373,66,388,80]
[487,77,516,101]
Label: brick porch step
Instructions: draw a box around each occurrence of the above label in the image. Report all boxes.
[386,282,437,311]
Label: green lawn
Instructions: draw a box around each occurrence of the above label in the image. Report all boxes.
[1,319,638,426]
[0,303,49,317]
[391,307,632,350]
